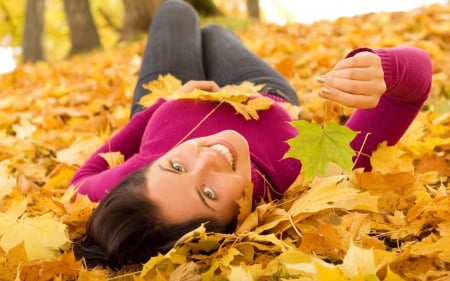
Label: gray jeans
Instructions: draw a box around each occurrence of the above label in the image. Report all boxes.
[130,0,299,117]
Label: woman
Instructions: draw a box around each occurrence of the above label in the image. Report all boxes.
[72,0,432,269]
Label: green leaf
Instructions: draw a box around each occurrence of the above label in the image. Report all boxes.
[284,120,357,182]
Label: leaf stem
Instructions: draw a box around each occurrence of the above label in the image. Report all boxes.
[174,101,224,147]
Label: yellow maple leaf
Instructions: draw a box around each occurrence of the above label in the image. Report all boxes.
[138,74,273,120]
[289,175,358,217]
[202,247,241,280]
[241,96,273,119]
[175,89,273,120]
[98,151,125,168]
[276,249,314,276]
[139,74,182,107]
[246,232,291,252]
[404,136,450,158]
[140,254,168,278]
[228,266,253,281]
[0,242,27,281]
[239,203,277,234]
[409,235,450,263]
[56,135,105,167]
[386,210,407,226]
[333,191,380,213]
[41,165,75,191]
[339,240,377,280]
[370,142,414,174]
[314,259,348,280]
[0,199,70,261]
[176,88,248,102]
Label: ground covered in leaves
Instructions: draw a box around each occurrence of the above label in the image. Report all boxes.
[0,3,449,281]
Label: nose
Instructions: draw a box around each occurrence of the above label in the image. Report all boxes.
[195,148,222,172]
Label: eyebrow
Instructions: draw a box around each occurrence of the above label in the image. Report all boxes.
[158,164,216,212]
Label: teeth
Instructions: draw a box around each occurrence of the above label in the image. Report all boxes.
[210,144,234,168]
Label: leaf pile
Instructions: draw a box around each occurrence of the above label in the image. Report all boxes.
[0,3,449,280]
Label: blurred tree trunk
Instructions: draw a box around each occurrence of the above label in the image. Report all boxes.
[120,0,163,42]
[63,0,102,56]
[22,0,45,63]
[186,0,221,16]
[247,0,260,19]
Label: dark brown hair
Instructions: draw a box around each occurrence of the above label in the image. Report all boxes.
[74,167,235,270]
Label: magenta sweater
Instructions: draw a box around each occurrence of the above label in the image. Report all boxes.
[71,47,432,202]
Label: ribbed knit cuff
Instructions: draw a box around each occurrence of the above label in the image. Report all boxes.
[373,49,394,94]
[346,47,394,94]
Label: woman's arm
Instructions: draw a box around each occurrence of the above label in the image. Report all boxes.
[344,47,432,170]
[70,99,166,200]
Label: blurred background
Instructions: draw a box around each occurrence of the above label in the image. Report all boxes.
[0,0,447,74]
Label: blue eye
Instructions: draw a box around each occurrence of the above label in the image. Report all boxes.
[203,186,215,200]
[171,161,185,173]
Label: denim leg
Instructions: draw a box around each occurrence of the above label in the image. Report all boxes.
[201,25,299,105]
[130,0,206,117]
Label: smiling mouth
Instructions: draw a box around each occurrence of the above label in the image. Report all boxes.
[209,143,236,170]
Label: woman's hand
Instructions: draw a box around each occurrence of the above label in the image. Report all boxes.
[317,51,386,109]
[178,80,221,93]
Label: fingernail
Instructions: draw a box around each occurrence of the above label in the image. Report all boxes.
[320,87,331,95]
[316,75,326,83]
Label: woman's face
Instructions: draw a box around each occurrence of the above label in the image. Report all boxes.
[145,130,251,226]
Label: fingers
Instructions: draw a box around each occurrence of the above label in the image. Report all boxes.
[179,80,221,93]
[318,75,385,108]
[317,51,386,109]
[326,67,378,82]
[318,86,381,109]
[322,70,385,95]
[334,51,380,70]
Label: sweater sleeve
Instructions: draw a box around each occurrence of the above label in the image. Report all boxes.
[70,99,166,201]
[345,46,432,170]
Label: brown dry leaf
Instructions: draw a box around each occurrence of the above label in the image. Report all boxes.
[0,242,27,281]
[355,171,419,212]
[299,220,348,259]
[20,251,81,281]
[415,154,450,176]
